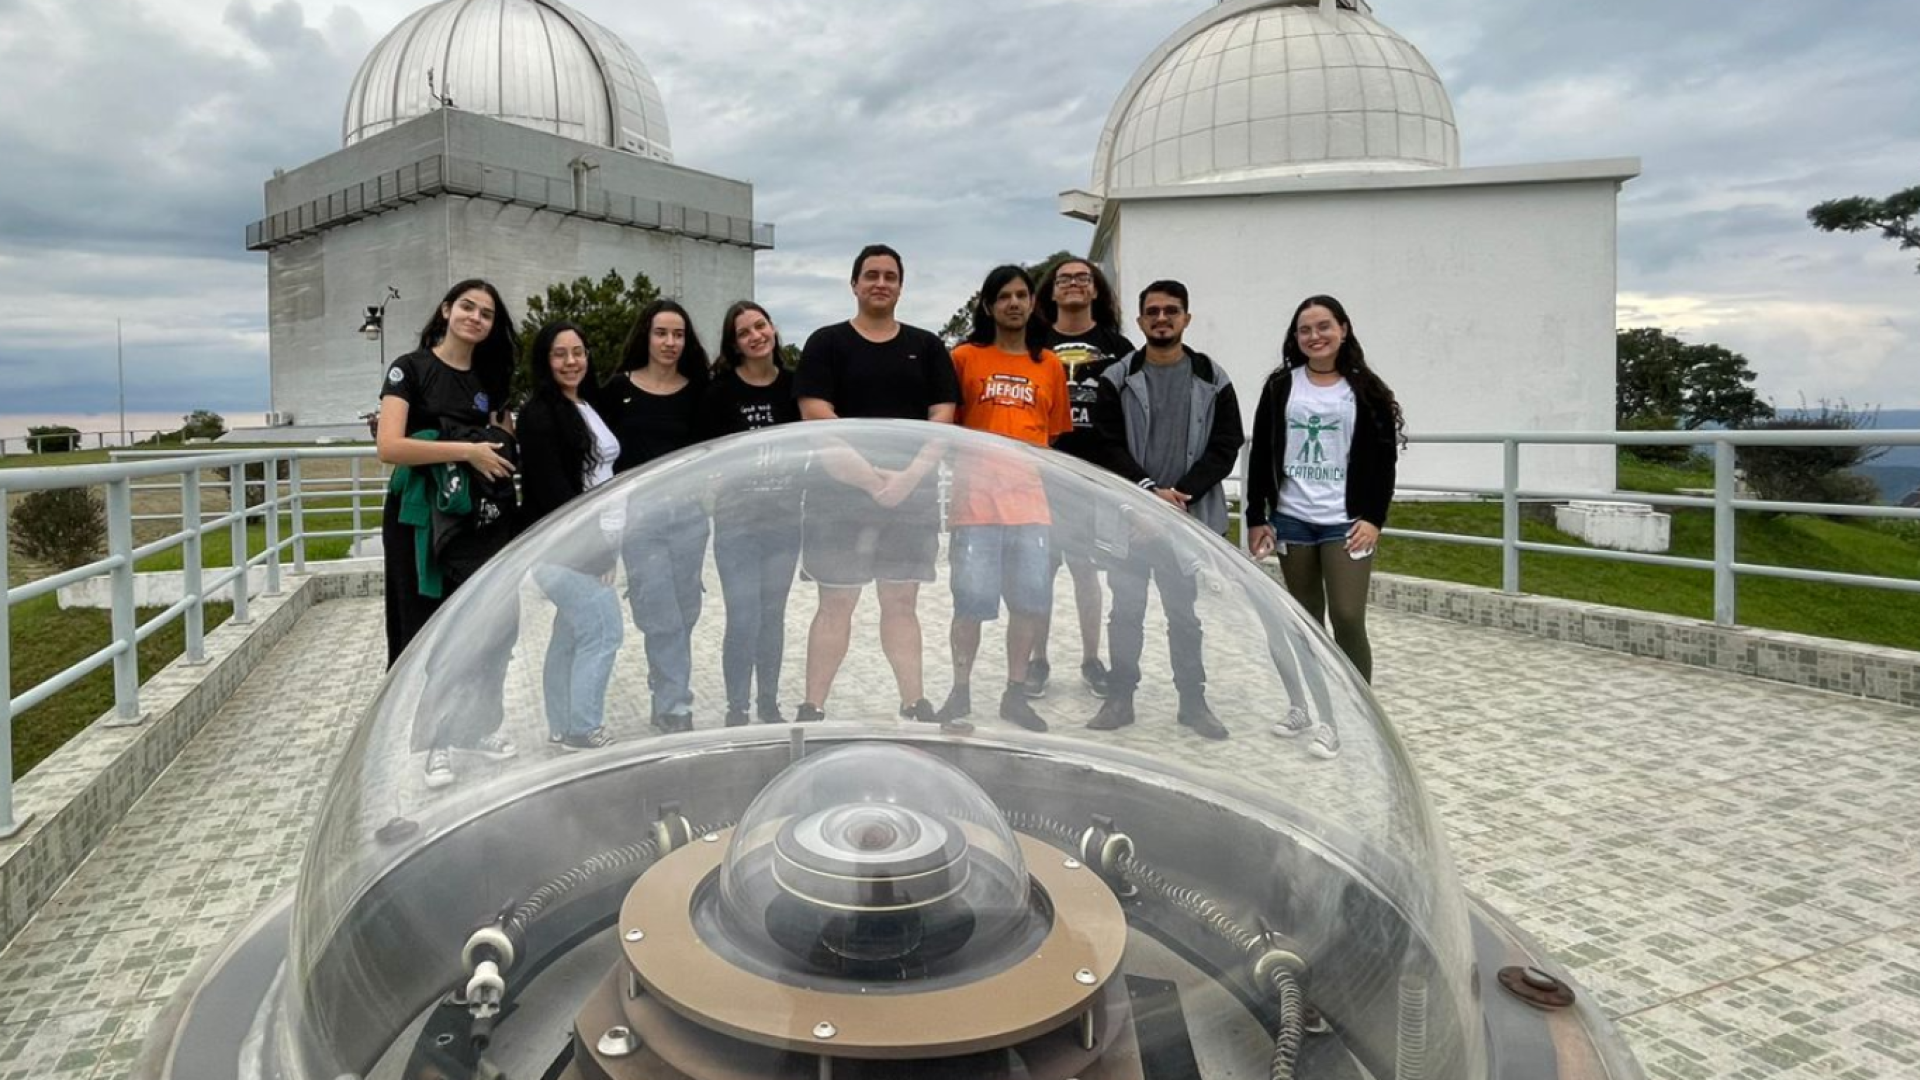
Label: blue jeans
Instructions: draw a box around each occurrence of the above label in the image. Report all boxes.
[1270,512,1352,547]
[622,498,709,718]
[532,564,623,738]
[713,495,802,712]
[950,524,1054,621]
[1107,527,1205,695]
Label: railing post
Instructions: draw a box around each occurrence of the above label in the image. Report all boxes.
[1714,439,1737,625]
[263,456,283,596]
[350,455,364,553]
[102,479,145,726]
[0,498,29,839]
[181,471,206,664]
[289,455,307,574]
[1501,439,1521,595]
[229,464,251,625]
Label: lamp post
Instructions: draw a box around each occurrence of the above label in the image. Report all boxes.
[358,286,402,368]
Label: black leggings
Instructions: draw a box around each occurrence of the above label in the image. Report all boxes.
[1277,540,1374,683]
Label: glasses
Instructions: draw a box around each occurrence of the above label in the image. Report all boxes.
[1055,272,1093,286]
[1141,306,1185,320]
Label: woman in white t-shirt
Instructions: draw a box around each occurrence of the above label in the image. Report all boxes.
[517,320,627,753]
[1247,297,1404,744]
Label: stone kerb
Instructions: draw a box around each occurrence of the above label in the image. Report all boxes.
[1360,571,1920,708]
[0,567,380,949]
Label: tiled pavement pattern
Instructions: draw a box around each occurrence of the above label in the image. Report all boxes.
[2,588,1917,1079]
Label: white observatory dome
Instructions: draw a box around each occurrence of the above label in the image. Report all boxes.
[342,0,672,161]
[1093,0,1457,190]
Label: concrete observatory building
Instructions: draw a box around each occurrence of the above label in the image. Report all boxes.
[246,0,772,432]
[1063,0,1638,490]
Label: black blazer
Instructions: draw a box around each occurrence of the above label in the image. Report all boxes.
[1245,366,1398,528]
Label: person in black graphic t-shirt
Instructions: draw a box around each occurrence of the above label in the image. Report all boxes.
[375,278,521,790]
[792,244,962,731]
[1027,257,1134,701]
[702,300,803,726]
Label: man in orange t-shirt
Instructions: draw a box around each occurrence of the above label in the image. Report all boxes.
[938,265,1071,732]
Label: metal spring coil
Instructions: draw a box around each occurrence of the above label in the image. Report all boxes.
[505,821,734,937]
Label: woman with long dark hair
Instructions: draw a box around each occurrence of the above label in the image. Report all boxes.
[518,320,625,751]
[1247,295,1403,749]
[375,278,521,788]
[701,300,802,725]
[595,299,712,731]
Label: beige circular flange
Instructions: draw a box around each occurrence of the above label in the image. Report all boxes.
[619,827,1127,1060]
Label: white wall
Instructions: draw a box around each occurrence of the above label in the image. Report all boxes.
[1106,177,1622,494]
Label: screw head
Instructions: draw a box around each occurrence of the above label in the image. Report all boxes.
[625,929,645,942]
[703,832,721,843]
[1522,966,1560,991]
[813,1021,837,1040]
[1074,968,1097,986]
[1063,858,1083,870]
[597,1025,638,1057]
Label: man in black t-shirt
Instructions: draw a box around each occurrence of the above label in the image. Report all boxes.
[1026,258,1135,701]
[793,244,962,731]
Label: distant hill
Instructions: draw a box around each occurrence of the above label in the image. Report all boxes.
[1871,409,1920,469]
[1857,464,1920,505]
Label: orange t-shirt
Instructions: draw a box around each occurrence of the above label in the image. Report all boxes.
[950,343,1072,526]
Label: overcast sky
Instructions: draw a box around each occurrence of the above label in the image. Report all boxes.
[1,0,1915,424]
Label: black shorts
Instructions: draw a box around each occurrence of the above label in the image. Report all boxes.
[800,485,939,587]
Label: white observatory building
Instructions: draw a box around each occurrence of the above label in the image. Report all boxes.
[246,0,771,432]
[1064,0,1637,490]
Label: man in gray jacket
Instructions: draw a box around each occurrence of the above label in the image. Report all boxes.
[1087,279,1244,739]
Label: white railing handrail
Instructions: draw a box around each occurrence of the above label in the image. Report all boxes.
[1406,429,1920,448]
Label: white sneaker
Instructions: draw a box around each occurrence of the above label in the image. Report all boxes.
[458,733,519,761]
[1307,723,1341,760]
[424,748,454,789]
[1270,705,1313,739]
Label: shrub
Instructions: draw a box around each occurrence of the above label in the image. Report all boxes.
[27,424,82,454]
[1619,413,1694,465]
[214,460,291,508]
[10,487,107,569]
[1739,403,1886,514]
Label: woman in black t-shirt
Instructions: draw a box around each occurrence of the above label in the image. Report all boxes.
[702,300,802,726]
[375,278,521,790]
[593,299,712,731]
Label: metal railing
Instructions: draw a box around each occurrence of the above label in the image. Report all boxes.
[1,447,384,838]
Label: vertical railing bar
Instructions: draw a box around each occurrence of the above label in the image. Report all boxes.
[229,462,251,625]
[182,471,205,664]
[102,479,144,726]
[289,455,307,575]
[1714,439,1738,626]
[1501,439,1521,595]
[263,456,282,596]
[0,495,27,839]
[350,455,364,549]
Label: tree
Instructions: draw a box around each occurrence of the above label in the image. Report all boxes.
[1616,328,1773,431]
[1808,185,1920,272]
[1739,400,1885,512]
[180,410,227,441]
[516,269,661,401]
[937,250,1078,346]
[26,424,81,453]
[10,488,105,568]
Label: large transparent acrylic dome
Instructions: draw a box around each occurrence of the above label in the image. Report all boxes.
[282,420,1488,1079]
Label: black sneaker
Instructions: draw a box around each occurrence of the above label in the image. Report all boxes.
[936,683,972,722]
[558,727,616,752]
[724,707,750,728]
[903,697,972,735]
[999,685,1049,732]
[1086,695,1135,731]
[651,712,694,734]
[1177,692,1229,740]
[757,700,787,724]
[1021,659,1050,699]
[796,703,826,723]
[1080,658,1112,699]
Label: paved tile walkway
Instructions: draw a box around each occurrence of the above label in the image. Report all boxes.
[1,592,1916,1079]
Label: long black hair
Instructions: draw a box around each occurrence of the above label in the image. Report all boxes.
[417,278,517,408]
[966,264,1044,362]
[520,320,594,485]
[618,298,711,387]
[1034,257,1124,333]
[714,300,787,374]
[1281,294,1406,447]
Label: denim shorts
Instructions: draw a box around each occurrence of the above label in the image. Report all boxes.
[1270,512,1351,547]
[950,524,1053,621]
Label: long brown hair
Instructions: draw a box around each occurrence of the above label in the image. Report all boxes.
[1281,294,1405,447]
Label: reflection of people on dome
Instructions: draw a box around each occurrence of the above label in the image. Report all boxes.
[595,299,713,732]
[936,265,1072,733]
[701,300,803,726]
[375,278,524,789]
[794,245,963,730]
[1247,295,1405,701]
[1030,257,1134,699]
[517,320,625,752]
[1089,280,1245,739]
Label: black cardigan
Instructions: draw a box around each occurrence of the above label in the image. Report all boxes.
[1245,366,1398,528]
[515,395,622,576]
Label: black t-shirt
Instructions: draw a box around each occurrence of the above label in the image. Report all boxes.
[1043,324,1135,461]
[793,321,960,421]
[597,375,705,473]
[702,367,800,437]
[379,348,495,437]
